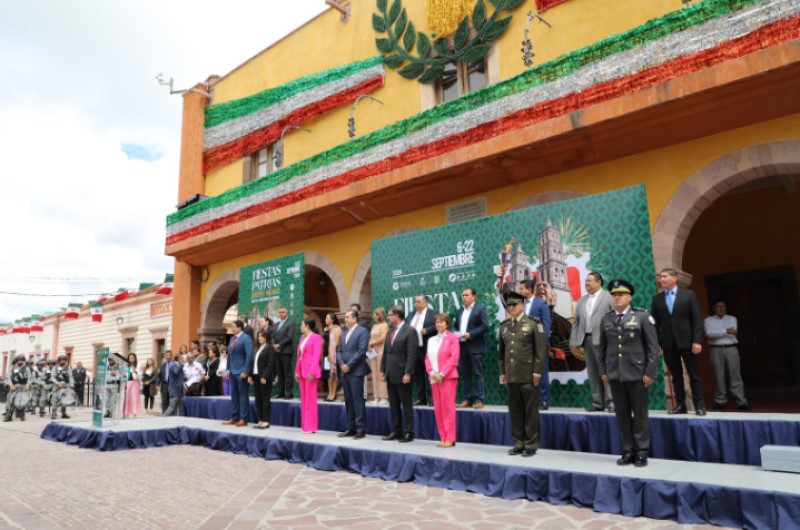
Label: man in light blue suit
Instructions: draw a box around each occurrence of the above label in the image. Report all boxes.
[519,279,552,409]
[223,320,254,427]
[336,309,371,439]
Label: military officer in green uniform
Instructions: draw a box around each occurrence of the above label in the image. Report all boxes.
[498,291,547,457]
[599,279,659,467]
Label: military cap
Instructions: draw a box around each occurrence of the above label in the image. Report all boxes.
[608,279,635,296]
[502,290,526,307]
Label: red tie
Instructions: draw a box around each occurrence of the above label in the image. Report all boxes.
[231,335,238,351]
[390,328,397,346]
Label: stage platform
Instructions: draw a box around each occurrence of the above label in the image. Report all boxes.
[182,397,800,466]
[42,416,800,529]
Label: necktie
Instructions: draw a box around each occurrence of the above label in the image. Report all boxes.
[667,291,675,314]
[615,313,623,326]
[278,320,284,331]
[231,335,238,352]
[390,327,397,346]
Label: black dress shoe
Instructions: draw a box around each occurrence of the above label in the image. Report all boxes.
[399,433,414,443]
[539,402,549,411]
[616,451,635,465]
[381,433,401,441]
[738,403,751,411]
[713,402,727,411]
[275,395,286,399]
[634,453,648,467]
[286,395,294,400]
[337,430,356,438]
[695,408,707,416]
[586,406,604,412]
[353,432,365,439]
[667,406,687,414]
[605,403,615,413]
[508,447,523,455]
[61,414,70,419]
[521,449,536,457]
[412,400,425,406]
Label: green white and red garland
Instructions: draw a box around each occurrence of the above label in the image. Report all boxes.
[203,57,385,174]
[167,0,800,245]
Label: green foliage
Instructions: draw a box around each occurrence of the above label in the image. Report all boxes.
[372,0,523,84]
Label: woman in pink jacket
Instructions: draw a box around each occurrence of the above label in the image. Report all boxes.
[425,313,461,447]
[295,317,322,433]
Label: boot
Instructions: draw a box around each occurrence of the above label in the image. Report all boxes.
[3,413,12,422]
[39,410,46,417]
[19,411,25,421]
[61,408,70,419]
[51,413,57,420]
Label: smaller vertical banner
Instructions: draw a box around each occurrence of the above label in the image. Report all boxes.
[93,347,109,428]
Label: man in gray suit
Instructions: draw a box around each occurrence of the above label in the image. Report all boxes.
[272,306,296,399]
[570,272,614,412]
[599,280,659,467]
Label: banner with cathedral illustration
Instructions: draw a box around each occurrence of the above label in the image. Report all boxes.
[371,185,665,409]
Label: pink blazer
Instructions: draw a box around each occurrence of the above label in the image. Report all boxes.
[425,332,460,380]
[295,332,322,378]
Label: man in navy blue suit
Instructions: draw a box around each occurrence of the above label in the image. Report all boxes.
[223,320,254,427]
[336,309,371,439]
[454,288,489,409]
[164,354,186,417]
[519,279,552,409]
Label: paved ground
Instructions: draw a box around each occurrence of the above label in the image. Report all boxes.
[0,406,724,530]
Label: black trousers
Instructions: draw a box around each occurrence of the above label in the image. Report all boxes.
[664,347,704,408]
[143,383,156,409]
[413,346,432,404]
[387,380,414,435]
[609,380,650,454]
[75,383,85,406]
[275,354,294,397]
[506,382,540,451]
[253,378,273,423]
[160,381,170,413]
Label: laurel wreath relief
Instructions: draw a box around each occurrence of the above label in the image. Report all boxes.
[373,0,524,83]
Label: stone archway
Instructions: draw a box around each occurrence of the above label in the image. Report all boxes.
[509,190,588,211]
[348,227,423,310]
[198,268,240,341]
[304,250,347,312]
[652,139,800,284]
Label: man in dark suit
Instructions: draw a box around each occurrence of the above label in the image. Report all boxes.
[336,309,371,439]
[454,288,489,408]
[380,305,417,442]
[519,279,552,409]
[407,295,436,406]
[72,362,87,406]
[158,350,174,414]
[599,279,659,467]
[222,320,253,426]
[272,306,296,399]
[238,313,256,341]
[498,291,547,457]
[164,353,187,417]
[650,267,706,415]
[570,272,614,412]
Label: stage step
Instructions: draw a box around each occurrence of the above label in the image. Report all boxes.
[762,445,800,474]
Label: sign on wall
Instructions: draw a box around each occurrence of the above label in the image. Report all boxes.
[372,185,665,409]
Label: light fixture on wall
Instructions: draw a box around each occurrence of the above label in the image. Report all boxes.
[348,94,383,139]
[116,315,125,330]
[521,11,551,68]
[274,126,311,170]
[155,73,212,98]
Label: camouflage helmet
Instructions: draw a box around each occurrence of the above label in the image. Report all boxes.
[36,359,46,366]
[14,353,26,363]
[47,358,57,365]
[57,354,68,362]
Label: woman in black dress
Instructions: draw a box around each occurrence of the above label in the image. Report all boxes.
[249,330,276,429]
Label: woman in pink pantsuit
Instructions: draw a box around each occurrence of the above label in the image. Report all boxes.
[425,313,460,447]
[295,317,322,433]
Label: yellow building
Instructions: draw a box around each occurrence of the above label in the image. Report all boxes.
[166,0,800,404]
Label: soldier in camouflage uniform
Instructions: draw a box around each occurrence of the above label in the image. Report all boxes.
[25,360,38,414]
[51,354,75,420]
[4,354,31,422]
[41,359,57,417]
[30,359,47,415]
[105,357,121,418]
[599,279,659,468]
[498,291,547,457]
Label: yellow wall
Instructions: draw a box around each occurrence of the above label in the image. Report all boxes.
[203,0,691,198]
[200,111,800,304]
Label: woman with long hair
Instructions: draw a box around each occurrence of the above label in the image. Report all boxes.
[141,358,158,412]
[249,330,276,429]
[295,317,322,433]
[368,307,389,404]
[323,313,341,402]
[123,353,141,419]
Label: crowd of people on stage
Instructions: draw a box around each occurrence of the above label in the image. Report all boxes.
[4,269,751,470]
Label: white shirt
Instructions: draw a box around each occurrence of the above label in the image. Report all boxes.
[345,324,355,345]
[426,332,446,374]
[459,304,473,335]
[252,345,268,375]
[704,314,738,345]
[410,310,426,346]
[585,291,598,333]
[183,360,206,386]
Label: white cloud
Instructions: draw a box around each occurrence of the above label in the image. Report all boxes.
[0,0,325,322]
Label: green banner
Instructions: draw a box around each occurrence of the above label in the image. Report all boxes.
[372,186,665,409]
[93,347,109,428]
[239,253,305,396]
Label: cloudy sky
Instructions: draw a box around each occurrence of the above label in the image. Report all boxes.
[0,1,325,323]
